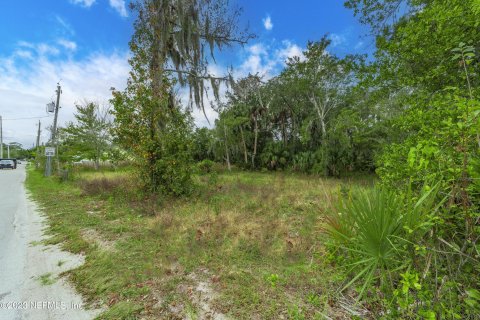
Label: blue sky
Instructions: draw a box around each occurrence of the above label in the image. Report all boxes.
[0,0,372,147]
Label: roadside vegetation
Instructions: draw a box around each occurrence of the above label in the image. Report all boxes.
[26,0,480,319]
[27,166,373,319]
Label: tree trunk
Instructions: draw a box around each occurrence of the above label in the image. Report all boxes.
[223,123,231,171]
[251,114,258,168]
[148,17,167,190]
[240,125,248,164]
[310,95,327,141]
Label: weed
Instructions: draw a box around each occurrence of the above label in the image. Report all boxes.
[37,273,56,286]
[288,304,306,320]
[306,292,322,307]
[265,273,280,288]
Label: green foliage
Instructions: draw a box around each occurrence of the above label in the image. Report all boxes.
[111,0,251,193]
[207,40,381,176]
[259,142,290,170]
[265,273,280,288]
[0,142,28,159]
[378,90,480,191]
[391,271,437,319]
[192,127,215,161]
[337,0,480,318]
[111,81,194,195]
[292,151,318,173]
[326,185,438,298]
[60,101,112,169]
[148,113,194,196]
[196,159,215,174]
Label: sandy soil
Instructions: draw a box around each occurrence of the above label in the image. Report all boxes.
[0,164,101,320]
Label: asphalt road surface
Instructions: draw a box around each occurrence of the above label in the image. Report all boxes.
[0,164,99,320]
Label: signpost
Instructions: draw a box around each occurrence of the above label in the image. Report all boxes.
[45,147,55,176]
[45,147,55,157]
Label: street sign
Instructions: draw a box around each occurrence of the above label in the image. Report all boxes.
[45,147,55,157]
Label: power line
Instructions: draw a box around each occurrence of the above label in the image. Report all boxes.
[2,115,52,121]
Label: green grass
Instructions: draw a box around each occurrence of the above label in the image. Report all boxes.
[26,166,373,319]
[37,273,56,286]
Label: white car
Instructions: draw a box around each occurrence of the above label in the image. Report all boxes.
[0,160,15,169]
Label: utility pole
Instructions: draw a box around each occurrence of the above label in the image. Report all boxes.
[36,120,41,150]
[36,120,41,168]
[45,83,61,177]
[51,83,61,144]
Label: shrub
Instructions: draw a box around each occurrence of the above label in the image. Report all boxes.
[197,159,215,174]
[325,185,439,298]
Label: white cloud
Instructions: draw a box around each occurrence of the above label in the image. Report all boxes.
[57,39,77,51]
[70,0,127,17]
[109,0,128,17]
[14,50,33,59]
[190,99,220,128]
[354,41,364,50]
[249,43,268,56]
[262,15,273,31]
[329,33,347,47]
[36,43,60,56]
[17,41,73,56]
[0,42,129,147]
[276,40,305,62]
[70,0,96,7]
[237,40,304,79]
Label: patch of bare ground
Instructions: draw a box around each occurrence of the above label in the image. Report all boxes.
[80,229,116,251]
[139,267,228,320]
[183,268,228,320]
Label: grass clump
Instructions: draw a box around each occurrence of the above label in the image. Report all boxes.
[37,273,56,286]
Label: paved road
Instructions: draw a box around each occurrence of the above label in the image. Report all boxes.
[0,164,99,320]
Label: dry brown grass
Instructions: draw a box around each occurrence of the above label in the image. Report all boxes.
[77,176,130,196]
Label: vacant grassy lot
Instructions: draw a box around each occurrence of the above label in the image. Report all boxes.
[26,166,373,319]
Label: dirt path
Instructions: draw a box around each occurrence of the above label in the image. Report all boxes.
[0,164,100,320]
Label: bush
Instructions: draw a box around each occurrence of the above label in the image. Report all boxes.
[135,109,194,196]
[325,185,439,298]
[197,159,215,174]
[259,142,290,170]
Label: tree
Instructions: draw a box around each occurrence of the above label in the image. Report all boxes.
[112,0,252,191]
[288,39,357,144]
[202,38,374,176]
[191,127,215,161]
[128,0,252,105]
[62,102,112,169]
[228,75,273,168]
